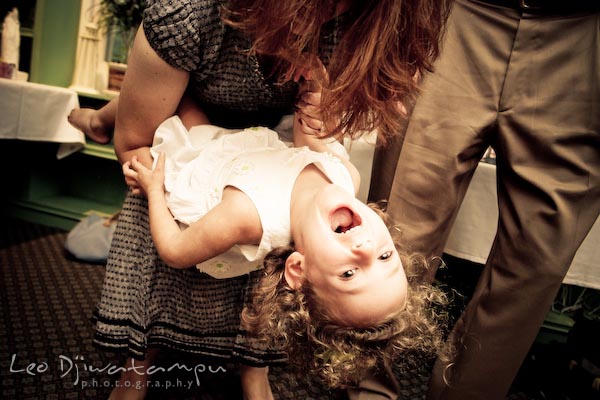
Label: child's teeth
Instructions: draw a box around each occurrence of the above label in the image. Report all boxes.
[342,226,359,234]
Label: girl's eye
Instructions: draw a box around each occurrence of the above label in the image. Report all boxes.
[340,269,357,279]
[379,251,393,260]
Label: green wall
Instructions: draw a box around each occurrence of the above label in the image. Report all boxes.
[29,0,80,87]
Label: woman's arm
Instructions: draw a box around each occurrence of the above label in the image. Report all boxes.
[114,24,190,166]
[123,154,262,268]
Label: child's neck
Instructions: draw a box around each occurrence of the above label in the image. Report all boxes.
[290,164,331,231]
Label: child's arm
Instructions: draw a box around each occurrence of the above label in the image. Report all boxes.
[123,153,262,268]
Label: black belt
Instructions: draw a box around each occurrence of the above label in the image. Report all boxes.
[477,0,600,14]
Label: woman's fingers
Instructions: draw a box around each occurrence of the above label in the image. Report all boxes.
[297,90,321,108]
[295,98,319,116]
[296,90,322,121]
[300,78,322,93]
[297,111,324,134]
[297,114,326,137]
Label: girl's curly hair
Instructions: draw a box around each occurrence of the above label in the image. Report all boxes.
[222,0,453,145]
[241,204,449,388]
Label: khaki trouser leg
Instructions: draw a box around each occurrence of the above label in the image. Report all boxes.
[375,1,600,399]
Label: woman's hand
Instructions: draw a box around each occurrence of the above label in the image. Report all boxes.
[293,74,341,151]
[293,57,328,138]
[122,152,166,197]
[295,80,326,138]
[294,61,342,144]
[293,70,330,151]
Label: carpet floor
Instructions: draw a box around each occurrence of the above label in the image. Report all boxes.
[1,217,595,399]
[0,217,423,399]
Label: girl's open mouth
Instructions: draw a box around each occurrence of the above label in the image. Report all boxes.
[330,206,362,234]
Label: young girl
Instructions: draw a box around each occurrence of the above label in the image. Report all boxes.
[123,114,447,391]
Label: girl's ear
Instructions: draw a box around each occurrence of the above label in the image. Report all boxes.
[284,251,305,290]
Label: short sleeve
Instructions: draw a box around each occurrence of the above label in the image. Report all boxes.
[143,0,225,72]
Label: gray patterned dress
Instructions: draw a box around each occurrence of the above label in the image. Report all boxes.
[93,0,348,365]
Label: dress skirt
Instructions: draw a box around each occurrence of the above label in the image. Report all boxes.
[92,191,284,365]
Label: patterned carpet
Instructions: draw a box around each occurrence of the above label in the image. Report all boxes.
[1,218,122,399]
[2,217,594,399]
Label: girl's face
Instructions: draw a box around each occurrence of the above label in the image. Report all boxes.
[289,184,408,327]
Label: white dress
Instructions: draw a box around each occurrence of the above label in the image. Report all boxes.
[150,116,354,278]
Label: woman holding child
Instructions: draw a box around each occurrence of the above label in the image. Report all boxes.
[87,0,452,399]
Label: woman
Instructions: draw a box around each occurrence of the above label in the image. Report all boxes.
[93,1,452,398]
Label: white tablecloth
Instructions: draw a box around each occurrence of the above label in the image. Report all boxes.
[0,78,84,158]
[445,161,600,290]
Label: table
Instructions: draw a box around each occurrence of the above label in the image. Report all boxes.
[0,78,85,158]
[444,161,600,290]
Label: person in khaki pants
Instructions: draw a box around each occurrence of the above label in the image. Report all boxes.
[367,0,600,399]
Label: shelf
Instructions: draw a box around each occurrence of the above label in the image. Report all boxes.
[20,28,35,38]
[75,88,118,102]
[33,195,119,217]
[0,1,126,231]
[2,140,126,231]
[82,142,117,160]
[6,195,121,231]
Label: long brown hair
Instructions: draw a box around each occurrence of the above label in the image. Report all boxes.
[222,0,452,145]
